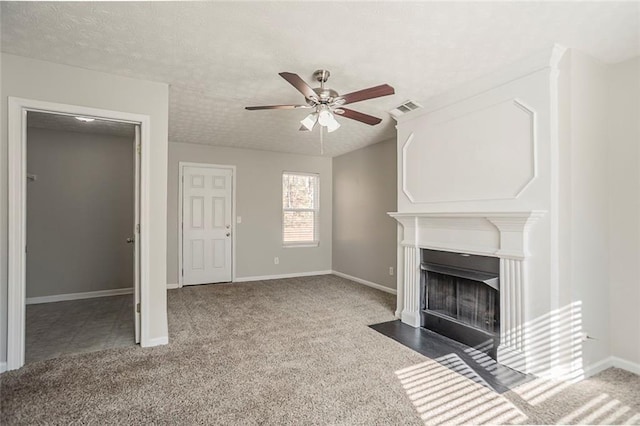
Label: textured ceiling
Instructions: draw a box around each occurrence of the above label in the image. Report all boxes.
[2,2,639,157]
[27,111,136,139]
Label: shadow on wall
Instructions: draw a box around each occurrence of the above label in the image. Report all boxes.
[502,301,585,380]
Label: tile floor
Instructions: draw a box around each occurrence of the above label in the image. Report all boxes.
[26,295,135,363]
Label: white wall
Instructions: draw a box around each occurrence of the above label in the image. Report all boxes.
[394,48,558,376]
[26,127,134,298]
[607,57,640,367]
[168,142,332,283]
[392,47,639,377]
[1,53,170,363]
[332,138,397,290]
[565,50,611,369]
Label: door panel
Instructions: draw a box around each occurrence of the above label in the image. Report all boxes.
[183,166,233,285]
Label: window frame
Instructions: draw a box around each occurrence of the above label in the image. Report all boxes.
[282,171,320,248]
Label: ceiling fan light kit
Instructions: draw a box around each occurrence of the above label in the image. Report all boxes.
[300,112,318,131]
[245,69,395,133]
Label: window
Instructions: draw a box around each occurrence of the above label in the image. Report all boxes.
[282,172,319,247]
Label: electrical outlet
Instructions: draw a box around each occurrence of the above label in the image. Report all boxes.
[274,257,279,265]
[389,266,394,276]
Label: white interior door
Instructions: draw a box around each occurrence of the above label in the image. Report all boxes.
[182,166,233,285]
[133,125,141,343]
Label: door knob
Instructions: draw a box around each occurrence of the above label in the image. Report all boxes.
[226,233,230,237]
[126,237,135,244]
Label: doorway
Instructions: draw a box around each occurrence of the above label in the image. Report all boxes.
[179,163,236,286]
[7,97,151,371]
[24,112,138,362]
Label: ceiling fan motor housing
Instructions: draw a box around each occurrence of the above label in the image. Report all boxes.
[310,87,339,104]
[313,69,330,83]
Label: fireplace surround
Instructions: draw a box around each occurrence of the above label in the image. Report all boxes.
[389,211,544,374]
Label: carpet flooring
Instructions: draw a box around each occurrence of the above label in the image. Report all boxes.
[26,295,134,363]
[1,275,639,425]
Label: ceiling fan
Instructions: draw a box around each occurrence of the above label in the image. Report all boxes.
[245,70,395,133]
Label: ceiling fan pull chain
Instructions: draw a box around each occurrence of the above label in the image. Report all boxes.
[320,126,324,155]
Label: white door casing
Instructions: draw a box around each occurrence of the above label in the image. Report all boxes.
[182,165,233,285]
[133,125,141,344]
[7,97,151,371]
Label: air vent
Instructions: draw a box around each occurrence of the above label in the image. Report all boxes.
[389,100,423,118]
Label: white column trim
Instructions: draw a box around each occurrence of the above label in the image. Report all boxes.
[496,258,527,372]
[401,246,421,327]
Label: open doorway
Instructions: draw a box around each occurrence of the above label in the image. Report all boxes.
[24,112,139,363]
[7,97,153,371]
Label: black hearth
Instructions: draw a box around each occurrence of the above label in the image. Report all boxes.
[420,249,500,359]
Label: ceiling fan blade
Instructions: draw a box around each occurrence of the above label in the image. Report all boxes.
[245,105,310,110]
[334,108,382,125]
[337,84,395,105]
[279,72,318,101]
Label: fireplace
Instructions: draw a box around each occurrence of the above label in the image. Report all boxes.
[420,249,500,359]
[388,211,545,374]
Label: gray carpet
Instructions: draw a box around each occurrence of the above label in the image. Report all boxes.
[26,295,134,363]
[1,275,639,425]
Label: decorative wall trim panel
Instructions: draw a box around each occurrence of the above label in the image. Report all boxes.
[401,99,537,204]
[401,133,415,202]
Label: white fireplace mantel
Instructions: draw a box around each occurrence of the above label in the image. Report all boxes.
[389,211,546,260]
[388,210,546,373]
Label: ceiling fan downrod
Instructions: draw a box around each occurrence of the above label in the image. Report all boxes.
[313,69,330,89]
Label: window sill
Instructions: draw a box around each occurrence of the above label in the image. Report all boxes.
[283,243,319,249]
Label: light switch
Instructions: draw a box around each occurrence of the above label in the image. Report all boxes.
[236,216,242,224]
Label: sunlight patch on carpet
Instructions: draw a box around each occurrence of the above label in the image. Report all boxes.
[396,358,528,425]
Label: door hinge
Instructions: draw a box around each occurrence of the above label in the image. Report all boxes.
[136,224,140,233]
[181,268,184,276]
[136,303,141,313]
[136,144,141,155]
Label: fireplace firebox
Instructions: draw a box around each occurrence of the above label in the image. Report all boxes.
[420,249,500,359]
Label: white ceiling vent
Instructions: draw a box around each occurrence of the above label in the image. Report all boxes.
[389,100,423,118]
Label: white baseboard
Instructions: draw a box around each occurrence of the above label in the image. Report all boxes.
[142,336,169,347]
[582,357,614,379]
[26,287,133,305]
[0,361,6,374]
[611,356,640,375]
[583,356,640,379]
[234,270,333,282]
[332,270,397,295]
[167,283,180,290]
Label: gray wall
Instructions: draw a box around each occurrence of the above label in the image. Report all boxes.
[2,53,169,362]
[168,142,332,283]
[332,138,397,290]
[26,127,134,298]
